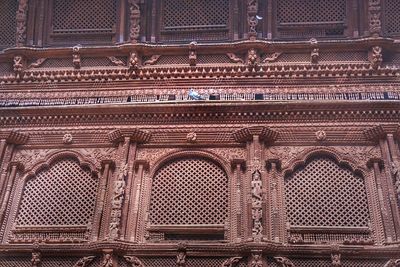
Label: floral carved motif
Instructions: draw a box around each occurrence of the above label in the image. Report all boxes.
[16,0,28,47]
[14,149,52,171]
[129,0,141,42]
[226,53,244,64]
[368,0,381,36]
[81,148,117,170]
[207,148,247,161]
[250,253,264,267]
[391,161,400,206]
[137,148,177,167]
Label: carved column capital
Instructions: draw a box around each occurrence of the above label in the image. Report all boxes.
[108,129,151,144]
[134,160,149,171]
[364,124,400,142]
[231,159,246,171]
[6,131,29,145]
[233,126,279,144]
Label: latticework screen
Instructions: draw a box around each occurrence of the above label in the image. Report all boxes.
[0,0,18,48]
[149,157,228,225]
[385,0,400,35]
[284,156,371,243]
[15,158,98,226]
[50,0,117,43]
[160,0,230,42]
[285,156,369,228]
[276,0,346,38]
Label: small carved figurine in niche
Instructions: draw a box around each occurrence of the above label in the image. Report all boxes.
[189,41,197,66]
[331,253,341,267]
[31,252,41,267]
[72,45,82,69]
[247,48,258,67]
[101,253,114,267]
[250,253,264,267]
[370,46,383,70]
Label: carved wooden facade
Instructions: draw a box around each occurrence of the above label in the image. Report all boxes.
[1,0,400,266]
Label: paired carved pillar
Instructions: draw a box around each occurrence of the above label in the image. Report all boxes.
[364,125,400,242]
[104,128,151,241]
[233,126,279,242]
[0,131,29,226]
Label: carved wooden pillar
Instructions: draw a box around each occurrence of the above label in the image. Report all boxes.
[266,159,281,242]
[128,159,149,242]
[92,160,114,241]
[231,159,245,242]
[233,126,279,242]
[0,131,28,210]
[0,162,23,225]
[105,129,151,241]
[365,125,400,242]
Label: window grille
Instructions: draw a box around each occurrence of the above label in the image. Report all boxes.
[385,0,400,35]
[0,0,18,48]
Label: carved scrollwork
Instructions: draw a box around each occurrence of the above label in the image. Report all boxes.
[227,53,244,64]
[221,257,242,267]
[144,55,161,65]
[124,256,144,267]
[108,56,126,67]
[73,256,96,267]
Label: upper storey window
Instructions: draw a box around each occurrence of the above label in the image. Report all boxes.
[276,0,347,39]
[46,0,117,45]
[159,0,231,42]
[0,0,18,49]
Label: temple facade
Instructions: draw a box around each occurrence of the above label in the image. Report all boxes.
[0,0,400,266]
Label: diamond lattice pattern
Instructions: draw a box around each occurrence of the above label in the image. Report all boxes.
[16,158,98,226]
[162,0,229,30]
[285,156,370,227]
[52,0,116,32]
[0,0,17,47]
[149,157,228,225]
[385,0,400,34]
[277,0,346,24]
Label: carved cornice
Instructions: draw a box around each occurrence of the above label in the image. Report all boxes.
[2,102,400,127]
[233,126,279,143]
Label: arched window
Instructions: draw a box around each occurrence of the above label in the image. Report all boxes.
[11,157,99,243]
[148,157,228,241]
[284,155,371,244]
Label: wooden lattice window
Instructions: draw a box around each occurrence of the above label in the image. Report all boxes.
[0,0,18,48]
[159,0,230,42]
[284,156,372,244]
[276,0,347,38]
[385,0,400,36]
[47,0,117,44]
[148,157,228,240]
[11,158,99,243]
